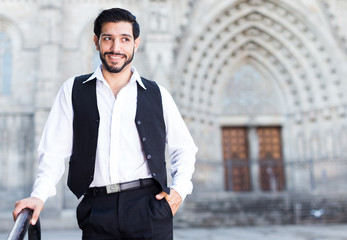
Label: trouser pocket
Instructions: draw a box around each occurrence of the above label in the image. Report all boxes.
[148,196,173,220]
[76,197,92,230]
[147,195,173,240]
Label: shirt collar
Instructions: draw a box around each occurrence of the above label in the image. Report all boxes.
[83,65,146,90]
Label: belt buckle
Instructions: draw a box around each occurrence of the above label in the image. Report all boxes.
[106,183,121,194]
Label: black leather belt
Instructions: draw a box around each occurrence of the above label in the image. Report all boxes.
[84,178,156,197]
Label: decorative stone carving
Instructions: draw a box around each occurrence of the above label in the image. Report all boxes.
[320,0,347,54]
[149,9,169,33]
[222,64,285,115]
[248,0,263,6]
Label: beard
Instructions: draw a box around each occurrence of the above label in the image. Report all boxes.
[100,48,135,73]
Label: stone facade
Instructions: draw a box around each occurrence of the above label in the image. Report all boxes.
[1,0,347,229]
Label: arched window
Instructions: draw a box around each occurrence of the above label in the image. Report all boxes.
[0,31,12,95]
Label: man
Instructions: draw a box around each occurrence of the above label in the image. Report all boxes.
[13,8,197,240]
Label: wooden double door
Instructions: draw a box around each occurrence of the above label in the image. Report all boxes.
[222,126,285,192]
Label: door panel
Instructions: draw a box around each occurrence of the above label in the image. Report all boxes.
[222,127,251,191]
[257,127,285,191]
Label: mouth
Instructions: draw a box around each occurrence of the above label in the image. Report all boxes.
[109,55,122,59]
[105,52,126,63]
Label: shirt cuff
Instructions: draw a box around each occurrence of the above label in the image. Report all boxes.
[30,179,57,203]
[30,193,48,204]
[170,182,192,202]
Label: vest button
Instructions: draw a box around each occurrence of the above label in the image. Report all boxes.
[142,137,146,142]
[137,120,142,125]
[152,173,156,177]
[146,154,152,160]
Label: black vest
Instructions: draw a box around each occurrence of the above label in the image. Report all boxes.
[67,74,168,199]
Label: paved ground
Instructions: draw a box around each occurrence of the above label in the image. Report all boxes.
[1,224,347,240]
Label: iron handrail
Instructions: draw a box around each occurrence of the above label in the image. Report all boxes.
[6,208,41,240]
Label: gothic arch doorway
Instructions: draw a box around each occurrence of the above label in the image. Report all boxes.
[220,63,286,192]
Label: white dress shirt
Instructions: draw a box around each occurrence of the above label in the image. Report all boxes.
[31,65,197,203]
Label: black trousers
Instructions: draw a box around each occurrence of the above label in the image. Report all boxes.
[76,182,173,240]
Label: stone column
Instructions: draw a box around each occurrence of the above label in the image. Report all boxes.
[142,0,173,91]
[248,127,260,192]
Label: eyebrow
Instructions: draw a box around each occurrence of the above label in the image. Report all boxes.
[100,33,133,38]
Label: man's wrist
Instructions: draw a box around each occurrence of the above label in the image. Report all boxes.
[30,193,47,204]
[170,186,187,202]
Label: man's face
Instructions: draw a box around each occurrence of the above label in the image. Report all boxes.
[94,21,140,74]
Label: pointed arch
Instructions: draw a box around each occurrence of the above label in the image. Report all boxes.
[0,31,12,95]
[0,14,24,102]
[175,0,342,124]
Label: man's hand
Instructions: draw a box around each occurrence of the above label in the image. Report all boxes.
[13,197,44,225]
[155,189,182,216]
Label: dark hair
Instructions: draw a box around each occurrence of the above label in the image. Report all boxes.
[94,8,140,40]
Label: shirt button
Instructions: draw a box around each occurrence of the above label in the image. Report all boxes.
[147,154,152,160]
[137,120,142,125]
[142,137,146,142]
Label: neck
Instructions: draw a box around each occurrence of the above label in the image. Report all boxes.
[101,65,133,96]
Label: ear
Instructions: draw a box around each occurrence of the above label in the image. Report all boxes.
[94,35,100,51]
[134,37,141,53]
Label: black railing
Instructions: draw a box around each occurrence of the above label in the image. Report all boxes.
[6,208,41,240]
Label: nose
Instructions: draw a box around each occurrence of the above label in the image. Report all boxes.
[111,39,121,53]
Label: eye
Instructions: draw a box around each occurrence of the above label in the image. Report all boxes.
[103,37,112,41]
[121,37,130,42]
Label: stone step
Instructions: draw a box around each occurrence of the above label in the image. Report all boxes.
[174,192,347,227]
